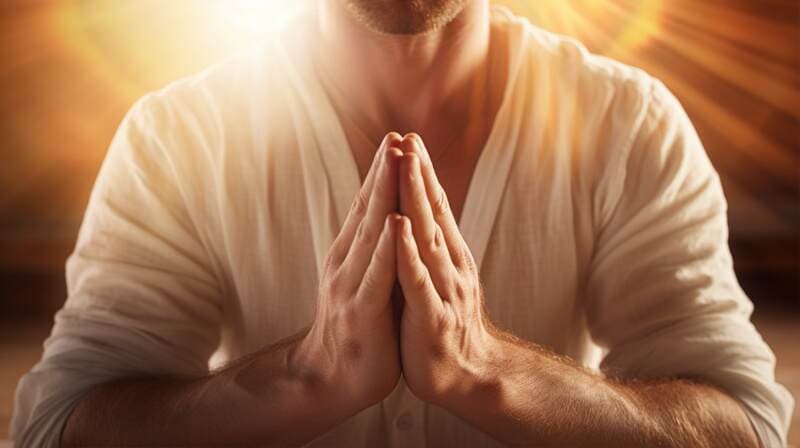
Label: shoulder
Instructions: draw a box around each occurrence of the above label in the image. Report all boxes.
[112,29,305,185]
[128,37,293,139]
[493,6,664,126]
[128,1,320,139]
[492,8,711,220]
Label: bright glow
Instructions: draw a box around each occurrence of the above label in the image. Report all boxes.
[1,1,796,238]
[211,0,300,35]
[53,0,303,101]
[497,0,665,54]
[38,0,800,196]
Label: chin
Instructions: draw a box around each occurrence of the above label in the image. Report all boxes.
[343,0,470,35]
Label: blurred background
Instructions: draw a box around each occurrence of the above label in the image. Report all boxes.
[0,0,797,442]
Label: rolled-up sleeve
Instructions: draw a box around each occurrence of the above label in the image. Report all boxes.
[586,79,794,447]
[11,95,224,447]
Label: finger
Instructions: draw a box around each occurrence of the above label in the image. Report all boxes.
[329,132,403,267]
[400,134,471,270]
[356,214,401,311]
[396,216,444,318]
[340,145,403,285]
[398,151,437,247]
[399,152,458,298]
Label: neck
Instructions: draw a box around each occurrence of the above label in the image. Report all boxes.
[314,0,492,140]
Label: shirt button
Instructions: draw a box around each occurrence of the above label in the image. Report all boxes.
[395,412,413,431]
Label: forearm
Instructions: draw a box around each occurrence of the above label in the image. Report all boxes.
[62,330,363,447]
[441,335,759,448]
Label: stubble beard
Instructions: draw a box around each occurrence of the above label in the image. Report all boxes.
[343,0,471,35]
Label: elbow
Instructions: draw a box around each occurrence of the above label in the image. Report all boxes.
[11,370,94,448]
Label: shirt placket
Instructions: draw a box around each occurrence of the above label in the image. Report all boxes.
[384,378,427,448]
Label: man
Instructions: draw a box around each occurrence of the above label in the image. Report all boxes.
[12,0,793,446]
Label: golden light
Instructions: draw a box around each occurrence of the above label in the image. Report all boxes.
[500,0,799,197]
[0,0,797,247]
[499,0,666,54]
[51,0,301,101]
[210,0,302,36]
[50,0,672,102]
[1,4,797,441]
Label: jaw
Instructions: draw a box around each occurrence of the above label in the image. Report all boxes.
[342,0,471,35]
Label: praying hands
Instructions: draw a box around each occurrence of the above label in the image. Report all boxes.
[297,131,501,409]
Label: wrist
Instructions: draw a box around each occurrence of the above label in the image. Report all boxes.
[436,331,513,411]
[218,333,357,444]
[288,329,386,413]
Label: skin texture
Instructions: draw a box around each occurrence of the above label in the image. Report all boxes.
[61,1,762,446]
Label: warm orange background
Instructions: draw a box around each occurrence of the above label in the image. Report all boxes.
[1,1,797,290]
[0,0,798,442]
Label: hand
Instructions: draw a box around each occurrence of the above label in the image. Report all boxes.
[395,134,502,405]
[291,132,405,409]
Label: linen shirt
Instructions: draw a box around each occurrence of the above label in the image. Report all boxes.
[12,6,793,447]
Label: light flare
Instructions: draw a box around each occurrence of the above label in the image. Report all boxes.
[0,0,794,235]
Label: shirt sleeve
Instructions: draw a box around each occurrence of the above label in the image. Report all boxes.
[10,94,224,447]
[586,79,794,447]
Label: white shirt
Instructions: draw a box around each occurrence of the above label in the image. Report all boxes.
[12,6,793,447]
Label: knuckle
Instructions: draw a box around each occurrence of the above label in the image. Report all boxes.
[356,222,376,245]
[361,271,380,292]
[402,229,415,246]
[454,281,468,302]
[432,188,450,216]
[424,238,439,256]
[422,227,444,256]
[326,270,349,299]
[453,245,474,271]
[414,271,429,290]
[434,226,445,248]
[323,252,338,273]
[351,191,369,216]
[449,253,463,271]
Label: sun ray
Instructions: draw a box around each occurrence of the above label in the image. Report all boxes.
[0,0,797,238]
